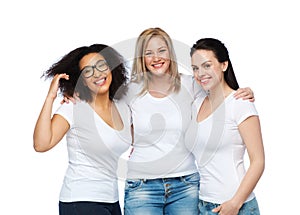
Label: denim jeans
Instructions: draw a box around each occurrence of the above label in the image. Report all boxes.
[199,197,260,215]
[59,201,122,215]
[124,172,200,215]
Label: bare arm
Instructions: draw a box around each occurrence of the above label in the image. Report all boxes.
[213,116,265,215]
[33,74,70,152]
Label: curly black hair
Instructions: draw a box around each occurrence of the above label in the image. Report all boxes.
[42,44,129,102]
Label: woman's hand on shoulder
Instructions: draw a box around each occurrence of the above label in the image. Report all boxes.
[60,92,80,104]
[234,87,255,102]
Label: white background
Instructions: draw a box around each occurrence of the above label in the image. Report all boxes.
[1,0,299,214]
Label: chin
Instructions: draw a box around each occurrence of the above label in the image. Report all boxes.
[201,85,210,92]
[153,70,169,77]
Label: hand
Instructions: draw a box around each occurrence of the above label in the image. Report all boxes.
[211,200,240,215]
[47,73,69,100]
[60,92,80,104]
[234,87,255,102]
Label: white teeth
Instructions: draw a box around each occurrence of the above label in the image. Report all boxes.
[153,63,163,68]
[200,78,209,83]
[96,78,105,84]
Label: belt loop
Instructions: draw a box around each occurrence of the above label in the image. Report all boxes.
[142,179,147,183]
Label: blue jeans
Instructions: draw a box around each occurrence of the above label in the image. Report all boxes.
[124,172,200,215]
[199,197,260,215]
[59,201,122,215]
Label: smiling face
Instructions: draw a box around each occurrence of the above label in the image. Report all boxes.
[191,49,228,92]
[144,36,171,76]
[79,53,112,97]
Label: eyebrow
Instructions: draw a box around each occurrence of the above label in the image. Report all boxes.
[191,60,211,67]
[145,46,167,52]
[201,60,211,65]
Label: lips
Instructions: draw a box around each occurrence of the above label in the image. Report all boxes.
[152,62,164,69]
[94,77,106,86]
[200,77,210,83]
[196,76,211,85]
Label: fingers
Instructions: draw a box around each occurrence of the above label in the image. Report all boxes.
[48,73,70,100]
[60,96,70,104]
[212,205,221,213]
[234,87,255,101]
[74,92,81,102]
[53,73,69,86]
[56,73,69,82]
[68,97,77,104]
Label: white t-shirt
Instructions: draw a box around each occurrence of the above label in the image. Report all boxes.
[124,74,206,179]
[185,91,258,204]
[55,100,132,203]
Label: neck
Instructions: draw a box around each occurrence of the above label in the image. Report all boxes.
[148,73,174,95]
[207,83,233,108]
[89,93,111,110]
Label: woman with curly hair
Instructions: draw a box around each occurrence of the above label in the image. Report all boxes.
[33,44,132,215]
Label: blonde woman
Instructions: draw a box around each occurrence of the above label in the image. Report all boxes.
[123,28,254,215]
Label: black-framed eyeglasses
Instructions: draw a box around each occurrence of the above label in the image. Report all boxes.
[80,60,109,78]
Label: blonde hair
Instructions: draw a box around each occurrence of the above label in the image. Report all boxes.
[131,27,181,95]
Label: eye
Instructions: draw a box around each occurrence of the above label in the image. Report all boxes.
[159,49,167,53]
[96,62,107,70]
[203,63,211,69]
[144,51,153,56]
[192,66,199,72]
[82,67,93,76]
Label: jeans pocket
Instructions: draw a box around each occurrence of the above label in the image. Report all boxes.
[125,179,143,192]
[239,198,260,215]
[182,172,200,185]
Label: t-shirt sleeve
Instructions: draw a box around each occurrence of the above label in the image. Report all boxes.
[233,99,258,125]
[54,102,74,127]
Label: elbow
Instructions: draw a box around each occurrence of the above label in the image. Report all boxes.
[250,156,265,177]
[257,158,265,177]
[33,143,48,153]
[261,159,265,173]
[33,147,46,153]
[33,139,51,153]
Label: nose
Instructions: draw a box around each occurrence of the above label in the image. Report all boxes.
[152,52,162,61]
[92,67,102,78]
[194,68,204,77]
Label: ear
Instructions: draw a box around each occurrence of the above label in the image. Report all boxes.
[222,61,228,72]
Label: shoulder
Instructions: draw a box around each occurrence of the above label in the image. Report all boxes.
[227,92,258,124]
[114,99,129,109]
[229,92,257,110]
[54,102,76,126]
[56,102,74,113]
[120,81,143,105]
[127,80,143,91]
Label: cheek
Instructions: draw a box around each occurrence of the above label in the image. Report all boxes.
[105,72,113,86]
[212,71,224,83]
[164,58,171,67]
[81,78,88,86]
[144,57,152,66]
[143,58,154,72]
